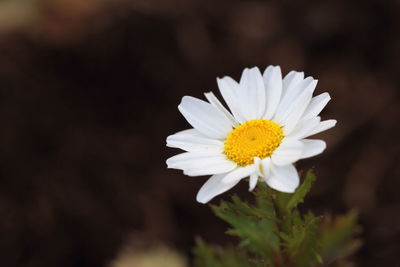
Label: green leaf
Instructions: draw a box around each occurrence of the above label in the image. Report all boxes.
[193,170,359,267]
[211,196,280,260]
[193,238,220,267]
[318,211,361,264]
[279,212,322,266]
[286,170,316,211]
[193,238,252,267]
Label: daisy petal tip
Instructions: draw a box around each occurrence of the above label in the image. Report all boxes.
[308,79,318,89]
[249,174,258,191]
[195,194,209,204]
[177,101,186,111]
[324,92,332,100]
[166,161,177,170]
[203,91,213,101]
[183,170,196,177]
[165,135,173,145]
[178,95,196,107]
[322,141,327,150]
[264,65,272,72]
[285,188,296,193]
[316,143,327,156]
[325,119,338,129]
[195,185,212,204]
[217,76,229,82]
[216,76,227,87]
[267,181,297,194]
[272,65,282,74]
[269,185,296,194]
[250,66,262,73]
[179,95,190,103]
[197,200,208,204]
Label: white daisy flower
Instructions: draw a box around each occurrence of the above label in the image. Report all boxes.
[166,66,336,204]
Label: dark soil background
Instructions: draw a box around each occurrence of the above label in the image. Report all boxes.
[0,0,399,266]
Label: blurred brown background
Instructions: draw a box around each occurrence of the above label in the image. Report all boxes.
[0,0,399,266]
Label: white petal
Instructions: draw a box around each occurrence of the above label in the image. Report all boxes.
[196,173,240,204]
[271,138,304,166]
[166,152,237,176]
[166,129,223,152]
[178,96,233,139]
[274,77,316,124]
[281,78,317,122]
[307,119,337,136]
[283,71,304,89]
[238,67,266,120]
[217,77,247,123]
[253,157,263,177]
[281,71,304,100]
[222,165,255,183]
[263,66,283,119]
[266,164,299,193]
[281,80,318,135]
[167,151,218,169]
[254,156,272,179]
[300,139,326,159]
[286,116,321,140]
[260,157,271,178]
[249,173,258,191]
[204,91,239,126]
[301,92,331,121]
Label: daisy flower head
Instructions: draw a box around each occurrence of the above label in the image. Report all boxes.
[166,66,336,204]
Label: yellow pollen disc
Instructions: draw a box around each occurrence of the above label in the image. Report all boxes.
[224,119,284,166]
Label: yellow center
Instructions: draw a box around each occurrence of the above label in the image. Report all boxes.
[224,119,284,166]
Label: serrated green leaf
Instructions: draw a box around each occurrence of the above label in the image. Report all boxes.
[193,238,251,267]
[193,238,221,267]
[286,170,316,211]
[193,172,359,267]
[211,194,280,260]
[318,210,361,264]
[289,214,322,267]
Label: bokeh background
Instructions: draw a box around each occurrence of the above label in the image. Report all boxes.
[0,0,399,266]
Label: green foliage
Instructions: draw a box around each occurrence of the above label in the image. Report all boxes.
[286,170,316,211]
[193,238,252,267]
[211,195,279,261]
[193,170,360,267]
[319,211,361,266]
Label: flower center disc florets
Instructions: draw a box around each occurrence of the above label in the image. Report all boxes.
[224,119,284,166]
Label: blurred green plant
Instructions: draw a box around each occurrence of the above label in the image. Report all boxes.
[193,170,361,267]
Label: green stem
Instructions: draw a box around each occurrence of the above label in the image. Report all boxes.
[268,189,293,266]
